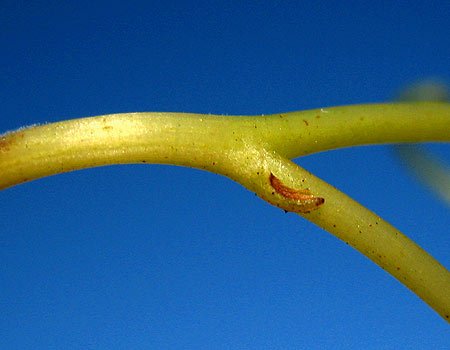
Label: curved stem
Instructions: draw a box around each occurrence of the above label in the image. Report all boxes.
[1,102,449,190]
[223,149,450,322]
[1,102,450,322]
[0,112,244,189]
[293,161,450,322]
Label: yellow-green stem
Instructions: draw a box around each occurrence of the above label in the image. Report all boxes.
[1,102,449,322]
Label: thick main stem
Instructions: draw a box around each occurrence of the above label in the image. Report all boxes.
[1,102,449,190]
[1,102,449,322]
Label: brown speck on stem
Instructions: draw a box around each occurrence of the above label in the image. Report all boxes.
[0,138,11,152]
[0,133,20,153]
[269,173,324,208]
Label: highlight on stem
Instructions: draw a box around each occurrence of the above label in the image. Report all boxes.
[1,101,450,323]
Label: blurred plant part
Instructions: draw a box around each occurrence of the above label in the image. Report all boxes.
[394,144,450,205]
[397,79,449,102]
[394,80,450,206]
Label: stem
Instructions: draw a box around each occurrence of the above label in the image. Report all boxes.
[1,102,450,322]
[2,102,449,190]
[224,151,450,322]
[295,162,450,322]
[259,102,450,159]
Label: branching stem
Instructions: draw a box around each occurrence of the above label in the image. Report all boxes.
[1,102,449,322]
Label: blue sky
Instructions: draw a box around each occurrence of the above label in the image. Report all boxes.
[1,1,449,349]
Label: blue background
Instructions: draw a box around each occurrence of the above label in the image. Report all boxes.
[1,1,449,348]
